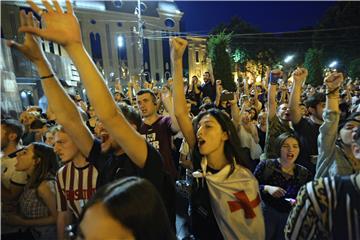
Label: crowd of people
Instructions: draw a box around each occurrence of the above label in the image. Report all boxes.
[1,1,359,240]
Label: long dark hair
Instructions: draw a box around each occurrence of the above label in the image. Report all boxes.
[29,142,59,188]
[79,177,176,240]
[194,108,252,175]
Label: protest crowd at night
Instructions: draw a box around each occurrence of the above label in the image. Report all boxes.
[1,1,359,240]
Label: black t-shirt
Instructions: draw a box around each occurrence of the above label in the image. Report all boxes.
[293,117,321,176]
[88,139,163,189]
[87,139,176,227]
[201,81,216,101]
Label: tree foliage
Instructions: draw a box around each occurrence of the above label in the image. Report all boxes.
[207,32,236,91]
[348,58,360,79]
[304,48,323,86]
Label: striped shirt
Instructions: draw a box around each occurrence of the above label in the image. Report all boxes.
[285,173,360,240]
[55,161,98,219]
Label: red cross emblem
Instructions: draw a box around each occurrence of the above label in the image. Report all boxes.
[227,191,261,219]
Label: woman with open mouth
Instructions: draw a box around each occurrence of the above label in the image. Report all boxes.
[253,132,312,240]
[171,37,265,240]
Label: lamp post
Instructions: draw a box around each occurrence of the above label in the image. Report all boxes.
[284,55,294,64]
[329,60,338,68]
[283,54,295,82]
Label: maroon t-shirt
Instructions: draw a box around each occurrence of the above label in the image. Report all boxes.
[139,116,177,179]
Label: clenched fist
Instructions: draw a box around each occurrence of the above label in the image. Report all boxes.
[292,68,308,85]
[324,72,343,92]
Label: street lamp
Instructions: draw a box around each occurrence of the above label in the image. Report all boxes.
[117,35,124,48]
[329,61,338,68]
[284,55,294,63]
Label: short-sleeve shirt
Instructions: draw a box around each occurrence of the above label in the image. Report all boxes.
[201,81,216,101]
[87,139,164,190]
[55,162,98,219]
[139,116,178,178]
[87,139,176,226]
[293,117,321,175]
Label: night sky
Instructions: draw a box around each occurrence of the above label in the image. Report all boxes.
[177,1,337,34]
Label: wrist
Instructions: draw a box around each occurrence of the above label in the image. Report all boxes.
[64,42,85,56]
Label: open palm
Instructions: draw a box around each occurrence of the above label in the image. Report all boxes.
[7,10,45,64]
[19,0,82,48]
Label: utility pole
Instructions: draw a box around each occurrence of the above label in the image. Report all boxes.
[136,0,144,87]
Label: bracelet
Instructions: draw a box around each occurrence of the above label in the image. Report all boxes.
[40,74,54,80]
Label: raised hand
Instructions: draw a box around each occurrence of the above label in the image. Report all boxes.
[19,0,82,48]
[269,69,283,85]
[170,37,188,63]
[324,72,344,92]
[216,80,223,96]
[292,68,308,85]
[7,11,45,64]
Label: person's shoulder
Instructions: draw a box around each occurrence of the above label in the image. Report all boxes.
[56,162,71,176]
[37,179,56,195]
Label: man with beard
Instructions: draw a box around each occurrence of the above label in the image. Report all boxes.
[200,71,216,101]
[261,69,293,160]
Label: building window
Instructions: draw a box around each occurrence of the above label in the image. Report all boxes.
[164,18,175,28]
[112,0,122,8]
[195,50,200,63]
[90,32,103,67]
[20,90,34,109]
[155,73,160,81]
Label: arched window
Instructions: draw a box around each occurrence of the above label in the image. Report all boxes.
[90,32,103,67]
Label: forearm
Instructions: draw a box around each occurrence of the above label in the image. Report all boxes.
[243,79,249,95]
[65,44,118,122]
[289,84,302,124]
[173,59,188,117]
[162,97,180,132]
[173,59,196,149]
[18,215,56,226]
[267,84,277,119]
[215,94,221,107]
[57,212,72,240]
[35,60,82,125]
[326,91,340,112]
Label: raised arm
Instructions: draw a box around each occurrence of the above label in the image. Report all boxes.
[315,72,343,178]
[267,70,282,120]
[21,0,147,167]
[214,80,223,107]
[160,88,180,132]
[8,9,93,157]
[289,68,308,125]
[170,38,196,150]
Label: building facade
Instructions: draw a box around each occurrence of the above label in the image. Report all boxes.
[1,0,183,113]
